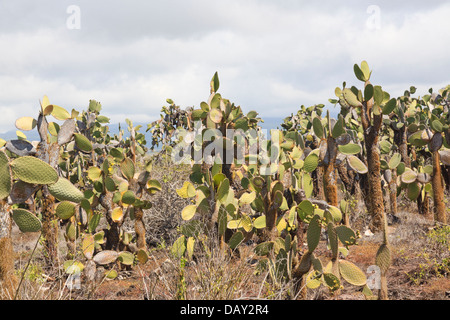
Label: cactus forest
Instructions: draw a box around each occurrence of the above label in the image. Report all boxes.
[0,61,449,301]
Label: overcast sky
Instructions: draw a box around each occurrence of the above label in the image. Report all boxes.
[0,0,449,133]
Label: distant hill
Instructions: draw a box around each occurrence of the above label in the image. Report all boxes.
[0,117,285,145]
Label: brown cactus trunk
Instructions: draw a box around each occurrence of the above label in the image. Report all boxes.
[324,138,338,207]
[314,166,326,201]
[36,114,60,270]
[134,208,147,250]
[388,170,398,216]
[361,86,389,300]
[394,126,411,168]
[40,191,60,269]
[432,151,447,224]
[364,127,385,231]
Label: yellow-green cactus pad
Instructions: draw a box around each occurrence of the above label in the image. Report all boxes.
[118,251,135,266]
[0,150,12,199]
[48,177,84,203]
[338,260,367,286]
[12,208,41,233]
[120,158,135,181]
[401,170,417,184]
[56,201,76,220]
[10,156,58,185]
[303,152,319,173]
[347,155,368,174]
[74,133,93,152]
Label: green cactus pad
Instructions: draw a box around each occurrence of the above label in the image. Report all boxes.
[304,152,319,173]
[388,153,402,169]
[312,117,324,139]
[56,201,76,220]
[118,251,135,266]
[48,177,84,203]
[65,221,77,241]
[347,155,368,174]
[342,88,362,108]
[407,182,420,201]
[307,214,321,252]
[335,225,357,246]
[74,133,93,152]
[10,156,58,185]
[0,150,12,199]
[93,250,119,265]
[331,115,346,138]
[327,222,338,258]
[338,260,367,286]
[327,206,342,222]
[228,231,244,250]
[121,190,136,205]
[12,208,42,233]
[254,241,274,256]
[120,158,135,181]
[338,143,361,155]
[323,273,340,292]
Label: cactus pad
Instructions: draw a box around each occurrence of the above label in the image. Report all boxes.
[74,133,93,152]
[347,156,368,174]
[6,139,37,157]
[120,158,135,181]
[303,152,319,173]
[12,209,42,233]
[401,170,417,184]
[118,251,135,266]
[0,150,12,199]
[307,214,321,252]
[10,156,58,185]
[338,260,367,286]
[338,143,361,155]
[93,250,119,265]
[56,201,76,220]
[48,177,84,203]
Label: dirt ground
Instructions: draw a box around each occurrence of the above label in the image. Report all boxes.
[8,202,450,301]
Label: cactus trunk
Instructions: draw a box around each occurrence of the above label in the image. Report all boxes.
[388,170,398,216]
[324,138,338,207]
[134,208,147,250]
[432,151,447,224]
[40,191,60,268]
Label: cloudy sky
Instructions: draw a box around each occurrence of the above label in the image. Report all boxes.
[0,0,449,134]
